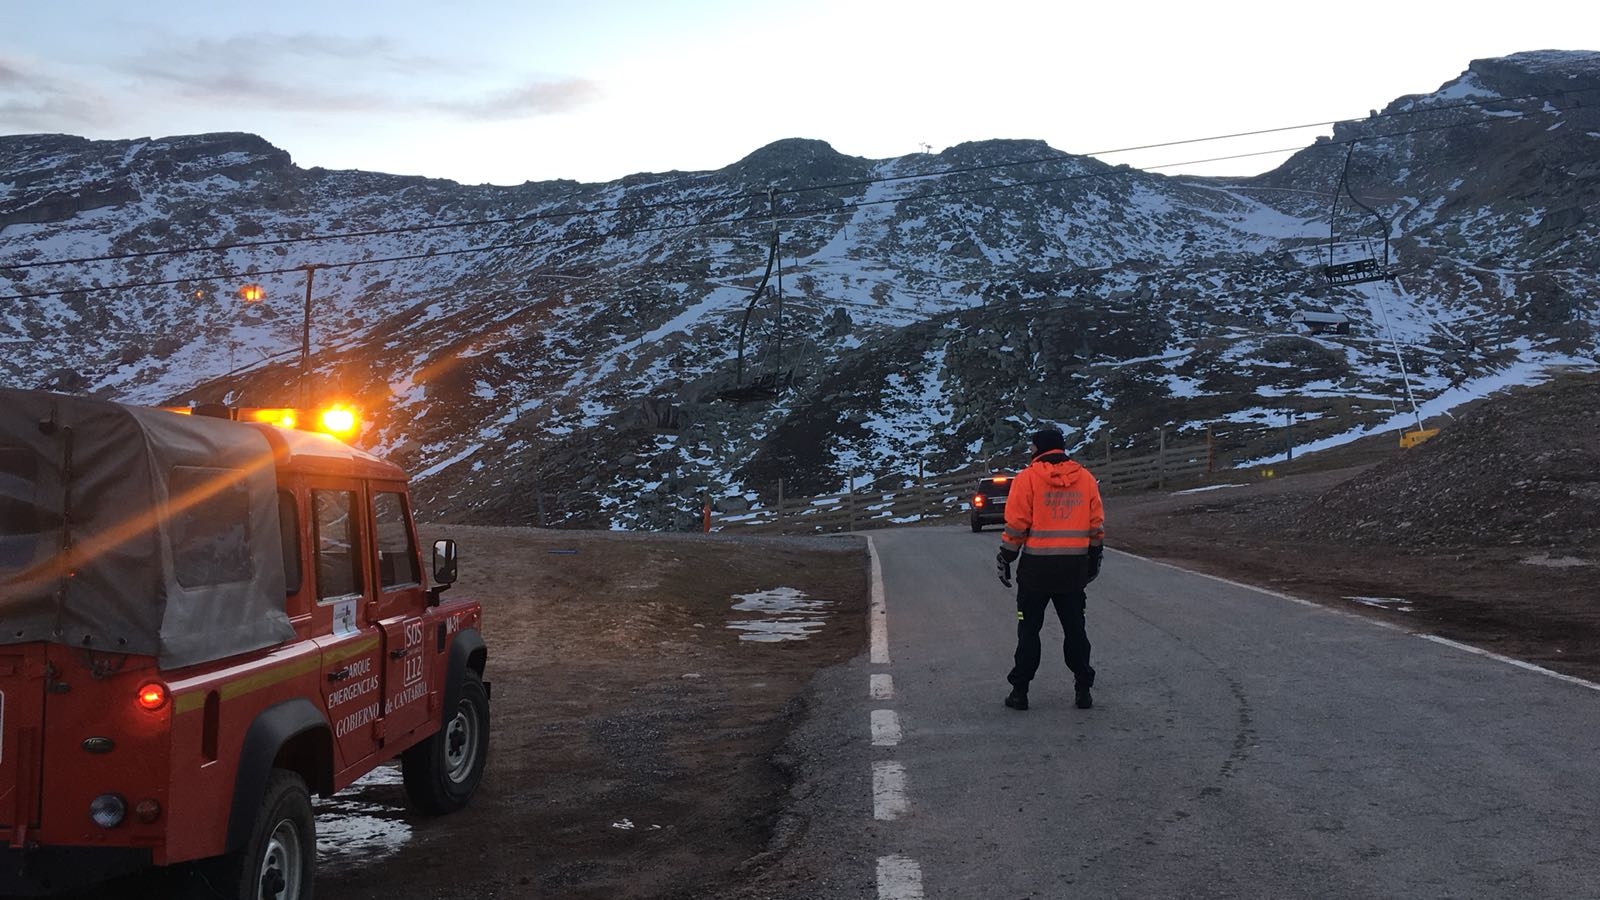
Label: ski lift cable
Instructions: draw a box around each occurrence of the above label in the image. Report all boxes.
[1365,278,1425,431]
[5,88,1593,277]
[0,102,1586,306]
[730,197,780,389]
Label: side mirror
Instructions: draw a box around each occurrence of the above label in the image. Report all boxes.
[431,538,458,598]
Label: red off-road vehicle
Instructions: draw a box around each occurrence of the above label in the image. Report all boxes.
[0,389,489,898]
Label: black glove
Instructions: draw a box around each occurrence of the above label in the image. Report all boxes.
[1086,546,1103,583]
[996,547,1018,588]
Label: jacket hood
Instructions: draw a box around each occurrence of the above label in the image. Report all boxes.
[1030,450,1083,488]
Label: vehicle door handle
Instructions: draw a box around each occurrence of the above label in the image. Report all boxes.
[327,667,350,682]
[390,648,409,659]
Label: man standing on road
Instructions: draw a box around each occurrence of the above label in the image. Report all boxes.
[994,428,1105,711]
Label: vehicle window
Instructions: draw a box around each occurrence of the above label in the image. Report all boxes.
[0,447,40,571]
[373,491,419,589]
[313,489,362,600]
[278,490,302,595]
[169,466,253,588]
[979,478,1011,496]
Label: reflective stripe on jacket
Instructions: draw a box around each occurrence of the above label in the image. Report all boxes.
[999,450,1104,558]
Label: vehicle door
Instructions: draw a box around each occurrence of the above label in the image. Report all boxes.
[0,447,47,843]
[0,646,46,845]
[307,483,383,773]
[368,487,431,744]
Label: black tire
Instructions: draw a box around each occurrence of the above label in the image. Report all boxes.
[188,769,314,900]
[402,670,489,815]
[970,515,983,533]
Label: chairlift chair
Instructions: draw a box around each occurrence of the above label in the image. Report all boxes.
[1321,145,1396,288]
[716,223,797,404]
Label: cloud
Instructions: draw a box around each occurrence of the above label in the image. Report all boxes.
[119,33,425,113]
[0,54,116,131]
[115,34,598,121]
[434,78,602,121]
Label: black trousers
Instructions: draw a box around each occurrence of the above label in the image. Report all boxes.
[1007,583,1095,692]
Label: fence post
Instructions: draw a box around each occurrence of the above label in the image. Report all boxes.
[1206,426,1214,475]
[534,465,547,527]
[847,471,856,533]
[702,491,711,533]
[776,477,785,533]
[1157,427,1168,491]
[916,460,925,523]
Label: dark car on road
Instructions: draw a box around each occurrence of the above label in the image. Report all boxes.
[969,474,1013,532]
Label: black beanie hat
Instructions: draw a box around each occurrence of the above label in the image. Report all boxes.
[1030,428,1066,453]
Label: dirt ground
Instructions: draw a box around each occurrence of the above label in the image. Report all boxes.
[315,527,870,900]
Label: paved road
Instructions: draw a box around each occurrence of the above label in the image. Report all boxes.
[842,525,1600,900]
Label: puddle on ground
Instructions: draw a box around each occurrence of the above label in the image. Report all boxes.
[727,587,833,642]
[611,817,663,831]
[1343,595,1415,613]
[315,764,412,867]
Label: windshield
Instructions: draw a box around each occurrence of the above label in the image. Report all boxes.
[977,478,1011,497]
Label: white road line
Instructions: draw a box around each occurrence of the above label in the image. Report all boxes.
[877,855,926,900]
[1417,634,1600,692]
[867,535,890,664]
[1112,548,1320,608]
[870,673,895,700]
[871,709,903,747]
[1119,549,1600,693]
[872,761,910,820]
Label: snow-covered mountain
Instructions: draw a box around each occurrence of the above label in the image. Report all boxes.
[2,50,1597,528]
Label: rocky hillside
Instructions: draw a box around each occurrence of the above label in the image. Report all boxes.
[1,51,1597,528]
[1292,371,1600,554]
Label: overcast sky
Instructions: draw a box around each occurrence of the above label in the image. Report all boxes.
[2,1,1593,186]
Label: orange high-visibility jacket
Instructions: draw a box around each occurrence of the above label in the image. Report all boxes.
[999,452,1105,558]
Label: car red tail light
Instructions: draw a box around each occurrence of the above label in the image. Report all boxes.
[972,494,985,507]
[136,683,169,711]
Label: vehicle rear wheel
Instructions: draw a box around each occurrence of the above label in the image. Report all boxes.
[403,669,489,815]
[970,516,983,533]
[187,769,314,900]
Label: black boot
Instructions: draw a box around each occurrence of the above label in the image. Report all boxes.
[1004,688,1029,711]
[1075,685,1093,709]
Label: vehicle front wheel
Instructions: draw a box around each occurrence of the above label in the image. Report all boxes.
[187,769,314,900]
[403,670,489,815]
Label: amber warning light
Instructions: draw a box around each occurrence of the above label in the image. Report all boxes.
[160,404,362,442]
[318,405,359,439]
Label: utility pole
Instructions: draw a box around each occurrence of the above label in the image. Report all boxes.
[299,264,318,408]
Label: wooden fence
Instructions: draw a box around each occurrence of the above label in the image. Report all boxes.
[712,442,1212,535]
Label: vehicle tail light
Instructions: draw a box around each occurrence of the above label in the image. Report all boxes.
[137,682,169,711]
[991,476,1008,483]
[972,495,985,507]
[134,799,162,824]
[90,794,127,829]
